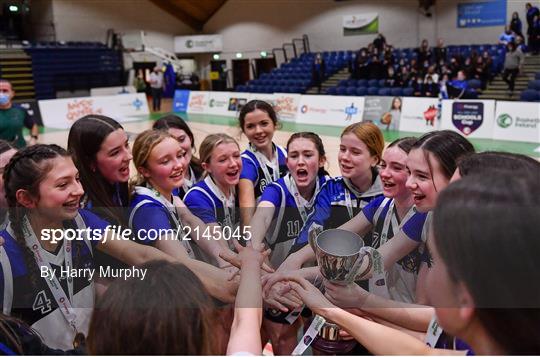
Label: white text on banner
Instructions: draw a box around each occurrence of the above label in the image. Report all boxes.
[440,99,495,139]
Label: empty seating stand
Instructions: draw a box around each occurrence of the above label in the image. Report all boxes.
[24,42,123,99]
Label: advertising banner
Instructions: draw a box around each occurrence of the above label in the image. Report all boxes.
[362,96,402,131]
[296,95,365,127]
[90,86,136,96]
[186,91,210,114]
[399,97,440,134]
[38,93,149,129]
[274,93,301,122]
[174,35,223,53]
[173,90,190,112]
[440,99,495,139]
[457,0,506,28]
[343,13,379,35]
[493,101,540,143]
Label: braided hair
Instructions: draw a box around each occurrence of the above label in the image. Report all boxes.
[3,144,70,289]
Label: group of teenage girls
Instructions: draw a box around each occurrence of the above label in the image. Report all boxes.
[0,99,538,355]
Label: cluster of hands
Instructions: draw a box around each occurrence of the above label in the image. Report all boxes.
[219,242,371,318]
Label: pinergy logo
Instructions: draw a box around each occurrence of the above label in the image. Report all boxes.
[497,113,512,128]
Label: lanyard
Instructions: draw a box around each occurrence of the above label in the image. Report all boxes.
[205,176,236,228]
[343,178,365,219]
[134,186,193,257]
[380,201,416,246]
[284,174,320,224]
[182,165,196,194]
[21,215,80,335]
[248,143,280,184]
[424,315,444,347]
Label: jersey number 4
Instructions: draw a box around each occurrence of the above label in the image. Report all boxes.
[33,290,53,314]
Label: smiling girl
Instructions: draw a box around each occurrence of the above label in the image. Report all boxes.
[0,144,187,350]
[238,100,288,226]
[153,115,203,197]
[184,134,243,253]
[129,130,229,266]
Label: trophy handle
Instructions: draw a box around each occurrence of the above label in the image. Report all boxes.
[352,247,374,282]
[308,224,323,253]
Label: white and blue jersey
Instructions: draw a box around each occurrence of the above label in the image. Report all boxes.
[292,174,383,251]
[129,186,194,258]
[184,176,239,228]
[259,173,330,267]
[0,209,107,350]
[362,196,428,303]
[240,143,288,199]
[173,164,203,199]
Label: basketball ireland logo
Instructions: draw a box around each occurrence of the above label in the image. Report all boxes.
[497,113,512,128]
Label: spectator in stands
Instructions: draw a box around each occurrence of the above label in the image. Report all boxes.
[434,38,447,63]
[424,75,439,97]
[510,11,524,40]
[149,66,164,112]
[0,80,39,148]
[373,33,386,52]
[502,42,524,94]
[416,39,433,64]
[439,73,450,99]
[312,52,326,93]
[448,56,461,79]
[368,55,385,79]
[526,2,540,47]
[472,56,489,89]
[481,50,495,82]
[385,66,399,87]
[448,70,469,98]
[516,35,528,53]
[498,26,516,45]
[531,14,540,54]
[424,65,439,83]
[463,57,474,79]
[412,76,424,96]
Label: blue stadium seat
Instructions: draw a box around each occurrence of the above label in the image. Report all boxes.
[468,79,482,90]
[391,87,403,97]
[367,87,379,95]
[520,89,539,102]
[357,79,368,87]
[535,72,540,80]
[346,86,357,96]
[339,79,348,87]
[378,79,386,87]
[403,87,414,96]
[527,80,540,90]
[336,87,347,96]
[368,79,379,88]
[378,88,390,96]
[356,87,367,96]
[347,79,357,87]
[327,87,337,95]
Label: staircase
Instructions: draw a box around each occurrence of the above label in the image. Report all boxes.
[480,55,540,101]
[0,49,35,101]
[306,68,349,94]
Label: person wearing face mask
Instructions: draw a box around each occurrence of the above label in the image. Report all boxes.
[498,26,516,45]
[412,76,425,97]
[0,80,39,148]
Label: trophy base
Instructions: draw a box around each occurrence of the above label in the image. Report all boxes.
[311,337,357,355]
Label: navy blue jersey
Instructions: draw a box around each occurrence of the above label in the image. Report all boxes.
[293,175,383,250]
[362,196,428,303]
[240,143,288,199]
[0,209,107,349]
[184,176,239,228]
[259,173,330,267]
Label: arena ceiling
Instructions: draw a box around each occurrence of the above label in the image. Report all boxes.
[148,0,228,31]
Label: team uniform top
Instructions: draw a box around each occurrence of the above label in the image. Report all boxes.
[129,186,194,258]
[0,104,35,148]
[0,209,108,350]
[174,164,203,199]
[184,176,240,228]
[259,173,330,267]
[240,143,288,199]
[362,196,428,303]
[292,173,384,251]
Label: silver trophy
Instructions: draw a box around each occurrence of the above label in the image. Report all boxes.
[311,229,366,351]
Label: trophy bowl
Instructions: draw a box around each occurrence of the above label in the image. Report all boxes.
[314,229,365,284]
